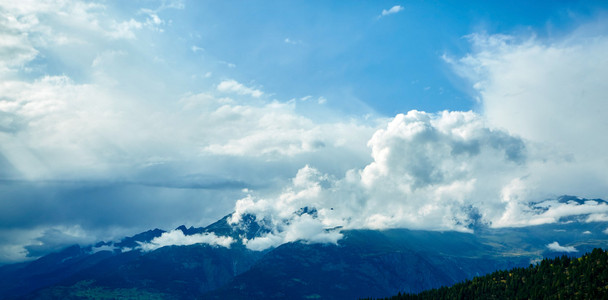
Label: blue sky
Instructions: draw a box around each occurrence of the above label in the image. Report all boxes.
[30,0,606,115]
[1,0,608,262]
[92,0,605,115]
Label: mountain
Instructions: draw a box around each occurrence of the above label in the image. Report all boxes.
[205,223,608,299]
[0,217,266,300]
[0,228,169,298]
[378,248,608,299]
[1,204,608,299]
[29,244,264,300]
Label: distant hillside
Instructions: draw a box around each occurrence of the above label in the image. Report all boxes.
[377,248,608,300]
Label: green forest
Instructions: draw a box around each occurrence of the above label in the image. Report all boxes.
[376,248,608,300]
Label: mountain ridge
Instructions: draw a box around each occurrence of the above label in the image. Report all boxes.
[2,198,608,299]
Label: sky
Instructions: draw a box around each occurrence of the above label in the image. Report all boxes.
[1,0,608,263]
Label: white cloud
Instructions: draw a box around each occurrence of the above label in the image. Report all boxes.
[587,214,608,222]
[448,31,608,199]
[546,241,578,253]
[137,230,234,251]
[227,106,608,250]
[0,72,373,180]
[217,79,263,98]
[380,5,404,17]
[496,198,608,228]
[202,102,323,157]
[228,111,531,250]
[0,10,39,72]
[0,75,153,179]
[91,244,117,253]
[243,214,342,251]
[107,19,143,39]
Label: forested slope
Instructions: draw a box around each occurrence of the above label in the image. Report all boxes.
[378,248,608,299]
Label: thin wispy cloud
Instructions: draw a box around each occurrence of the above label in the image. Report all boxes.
[284,38,303,45]
[191,45,205,53]
[380,5,404,18]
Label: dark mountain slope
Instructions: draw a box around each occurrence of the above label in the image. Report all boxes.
[0,228,167,300]
[207,222,608,299]
[206,230,532,299]
[0,245,114,298]
[28,244,264,300]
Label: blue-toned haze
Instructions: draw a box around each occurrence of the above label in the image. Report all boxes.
[1,0,608,263]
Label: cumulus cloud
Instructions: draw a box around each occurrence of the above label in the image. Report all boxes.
[229,111,529,250]
[447,30,608,199]
[380,5,404,18]
[137,230,234,251]
[546,241,578,253]
[230,166,343,250]
[228,108,608,250]
[217,79,263,98]
[243,214,343,251]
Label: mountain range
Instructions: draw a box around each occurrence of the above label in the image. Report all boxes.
[2,196,608,299]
